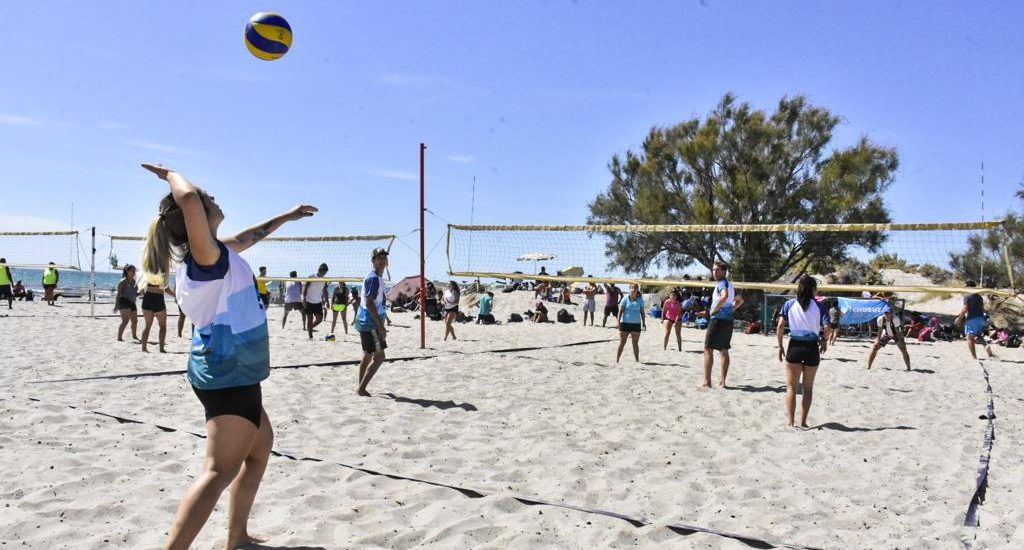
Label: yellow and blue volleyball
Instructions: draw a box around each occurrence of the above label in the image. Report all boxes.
[244,12,292,61]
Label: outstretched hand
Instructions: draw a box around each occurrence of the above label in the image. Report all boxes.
[141,163,173,180]
[283,204,318,221]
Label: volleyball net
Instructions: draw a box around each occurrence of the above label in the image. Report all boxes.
[0,231,82,270]
[447,221,1015,295]
[108,234,395,284]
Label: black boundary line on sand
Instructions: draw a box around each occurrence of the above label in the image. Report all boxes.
[28,356,437,384]
[28,339,616,385]
[17,395,822,550]
[960,359,997,549]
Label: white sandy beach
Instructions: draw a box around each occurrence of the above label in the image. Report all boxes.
[2,292,1023,549]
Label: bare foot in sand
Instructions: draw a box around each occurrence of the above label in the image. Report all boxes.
[227,532,267,549]
[357,389,370,397]
[699,382,712,389]
[800,423,810,429]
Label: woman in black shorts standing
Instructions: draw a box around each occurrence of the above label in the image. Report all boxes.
[115,264,140,342]
[442,280,460,341]
[139,272,174,353]
[776,275,829,428]
[615,283,646,363]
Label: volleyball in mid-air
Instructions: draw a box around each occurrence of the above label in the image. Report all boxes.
[244,12,292,61]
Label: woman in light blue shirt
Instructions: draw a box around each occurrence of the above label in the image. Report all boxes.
[616,283,646,363]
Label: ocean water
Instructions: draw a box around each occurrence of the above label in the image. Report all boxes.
[7,268,125,297]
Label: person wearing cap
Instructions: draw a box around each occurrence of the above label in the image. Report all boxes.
[355,248,389,396]
[42,261,59,306]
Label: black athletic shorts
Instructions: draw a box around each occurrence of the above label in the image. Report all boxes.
[259,292,270,308]
[192,383,263,428]
[359,329,387,354]
[304,301,324,315]
[828,322,839,330]
[619,322,642,333]
[43,284,56,291]
[604,304,619,317]
[284,301,304,312]
[704,318,734,350]
[141,291,166,313]
[116,297,137,311]
[444,306,460,315]
[0,285,11,299]
[785,339,821,367]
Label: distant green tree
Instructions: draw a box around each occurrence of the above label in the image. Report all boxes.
[949,189,1023,289]
[588,93,898,284]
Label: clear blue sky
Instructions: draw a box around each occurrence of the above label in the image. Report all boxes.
[2,1,1022,278]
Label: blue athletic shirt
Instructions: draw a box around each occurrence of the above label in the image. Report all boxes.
[780,298,829,342]
[618,295,645,324]
[710,279,735,320]
[175,242,270,390]
[478,294,493,316]
[355,270,386,332]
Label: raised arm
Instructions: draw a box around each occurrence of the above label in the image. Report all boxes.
[222,205,317,254]
[141,164,220,266]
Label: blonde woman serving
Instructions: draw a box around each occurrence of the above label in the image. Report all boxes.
[140,163,316,550]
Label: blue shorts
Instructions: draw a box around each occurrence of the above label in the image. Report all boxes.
[965,317,987,337]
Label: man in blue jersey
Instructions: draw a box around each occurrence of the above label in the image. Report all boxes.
[356,248,389,396]
[703,261,744,388]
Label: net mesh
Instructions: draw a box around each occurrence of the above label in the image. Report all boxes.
[0,231,81,270]
[447,222,1011,294]
[108,234,394,282]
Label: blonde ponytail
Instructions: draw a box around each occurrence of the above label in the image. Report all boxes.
[140,216,172,291]
[139,192,197,291]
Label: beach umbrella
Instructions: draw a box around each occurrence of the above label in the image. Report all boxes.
[517,252,556,274]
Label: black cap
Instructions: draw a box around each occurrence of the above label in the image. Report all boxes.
[372,247,389,259]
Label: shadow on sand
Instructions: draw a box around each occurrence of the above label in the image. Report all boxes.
[810,422,915,432]
[381,393,478,412]
[236,540,325,544]
[728,385,786,394]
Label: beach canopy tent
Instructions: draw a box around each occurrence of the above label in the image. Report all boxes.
[557,266,583,278]
[387,275,423,302]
